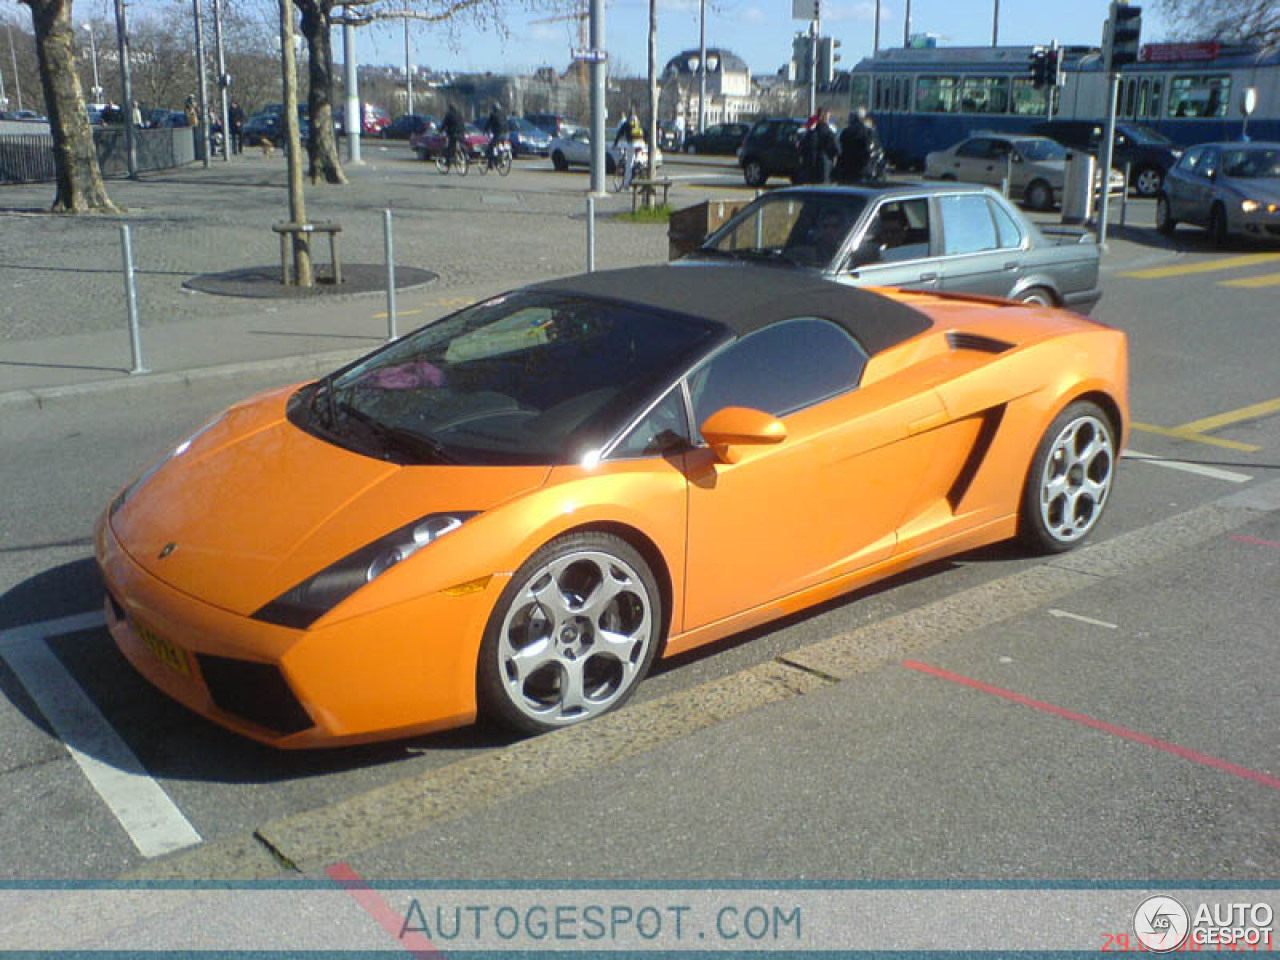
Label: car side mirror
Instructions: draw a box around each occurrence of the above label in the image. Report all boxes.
[1011,152,1024,164]
[700,406,787,463]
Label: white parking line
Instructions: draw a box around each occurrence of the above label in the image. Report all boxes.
[1123,449,1253,484]
[1048,609,1118,630]
[0,612,202,858]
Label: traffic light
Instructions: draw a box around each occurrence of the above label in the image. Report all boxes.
[1109,2,1142,68]
[1046,47,1062,87]
[1029,47,1049,88]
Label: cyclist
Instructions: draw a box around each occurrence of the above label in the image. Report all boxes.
[442,103,464,168]
[613,110,645,189]
[483,103,504,170]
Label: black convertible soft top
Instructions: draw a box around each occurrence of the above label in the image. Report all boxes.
[530,263,933,356]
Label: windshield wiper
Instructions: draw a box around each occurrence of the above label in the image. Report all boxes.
[308,374,338,430]
[699,246,802,267]
[335,401,461,465]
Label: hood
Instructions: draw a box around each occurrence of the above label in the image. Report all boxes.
[1224,177,1280,205]
[110,389,549,615]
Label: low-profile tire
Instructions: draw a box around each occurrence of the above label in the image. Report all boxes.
[477,532,663,735]
[551,150,568,172]
[1155,193,1177,235]
[1025,179,1053,211]
[743,158,766,187]
[1209,202,1229,247]
[1019,400,1117,554]
[687,143,698,155]
[939,173,957,181]
[1134,165,1163,198]
[1017,286,1056,307]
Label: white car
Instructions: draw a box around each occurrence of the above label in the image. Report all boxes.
[549,126,663,174]
[925,133,1124,211]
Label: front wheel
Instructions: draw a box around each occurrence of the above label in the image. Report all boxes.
[551,150,568,172]
[496,150,512,176]
[1209,202,1229,247]
[1156,194,1177,235]
[1134,165,1163,198]
[434,153,449,174]
[1019,401,1117,554]
[611,158,626,193]
[477,532,663,735]
[1025,179,1053,211]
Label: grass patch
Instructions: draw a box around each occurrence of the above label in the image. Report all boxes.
[616,204,674,224]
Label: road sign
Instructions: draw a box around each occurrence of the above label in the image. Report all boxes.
[792,0,819,21]
[571,48,608,64]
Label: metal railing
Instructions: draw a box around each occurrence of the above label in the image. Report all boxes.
[0,127,196,184]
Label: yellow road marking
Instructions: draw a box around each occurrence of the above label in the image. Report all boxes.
[1131,423,1261,453]
[1220,272,1280,288]
[1119,253,1280,279]
[371,308,423,320]
[1177,396,1280,436]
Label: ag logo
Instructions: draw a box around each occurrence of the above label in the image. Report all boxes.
[1134,895,1190,952]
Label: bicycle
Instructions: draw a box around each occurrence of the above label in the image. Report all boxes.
[477,138,512,177]
[435,141,469,176]
[610,142,648,193]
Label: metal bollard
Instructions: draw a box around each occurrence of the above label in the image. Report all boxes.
[1119,162,1130,228]
[383,209,397,342]
[1002,152,1013,199]
[119,224,147,375]
[586,195,597,272]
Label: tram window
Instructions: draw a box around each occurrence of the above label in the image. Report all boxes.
[1168,75,1231,118]
[851,75,871,112]
[1150,79,1162,118]
[959,76,1009,114]
[1010,78,1048,116]
[1124,80,1138,118]
[1138,80,1150,118]
[916,76,961,113]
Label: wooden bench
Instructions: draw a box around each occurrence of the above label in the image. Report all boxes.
[272,220,343,285]
[630,177,673,212]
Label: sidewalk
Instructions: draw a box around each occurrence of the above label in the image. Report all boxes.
[1,151,1175,407]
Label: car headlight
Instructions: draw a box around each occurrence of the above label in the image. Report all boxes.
[1242,199,1260,213]
[252,511,478,629]
[110,413,227,517]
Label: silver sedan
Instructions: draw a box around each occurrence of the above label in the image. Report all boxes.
[1157,141,1280,246]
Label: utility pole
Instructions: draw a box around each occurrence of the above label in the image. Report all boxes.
[192,0,210,168]
[808,9,818,117]
[588,0,605,196]
[903,0,911,47]
[343,8,362,165]
[6,23,21,111]
[403,17,413,115]
[113,0,137,177]
[991,0,999,47]
[873,0,881,53]
[697,0,706,134]
[647,0,657,183]
[212,0,230,161]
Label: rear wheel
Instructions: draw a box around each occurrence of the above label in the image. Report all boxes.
[1156,194,1177,235]
[477,532,662,735]
[1209,202,1229,247]
[1025,179,1053,211]
[1017,286,1056,307]
[434,152,449,174]
[1134,165,1164,198]
[551,150,568,172]
[743,158,766,187]
[496,150,512,176]
[1020,400,1117,553]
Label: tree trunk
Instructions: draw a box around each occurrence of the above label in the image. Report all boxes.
[23,0,117,212]
[296,0,346,185]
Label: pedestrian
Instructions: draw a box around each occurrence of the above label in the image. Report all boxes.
[674,112,686,150]
[229,100,245,154]
[798,109,837,185]
[131,100,143,128]
[183,95,198,128]
[834,108,870,184]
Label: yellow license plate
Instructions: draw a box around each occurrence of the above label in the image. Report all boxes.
[137,623,191,678]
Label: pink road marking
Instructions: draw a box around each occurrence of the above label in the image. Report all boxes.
[327,861,445,959]
[1229,534,1280,551]
[902,661,1280,792]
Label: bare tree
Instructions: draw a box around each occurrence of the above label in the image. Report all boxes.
[1157,0,1279,47]
[18,0,115,212]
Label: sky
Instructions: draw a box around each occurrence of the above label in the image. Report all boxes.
[355,0,1178,79]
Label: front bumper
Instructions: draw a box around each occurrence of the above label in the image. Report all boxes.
[95,514,503,748]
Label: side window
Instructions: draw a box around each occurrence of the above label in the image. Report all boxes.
[939,193,999,256]
[687,318,868,434]
[987,139,1013,158]
[988,198,1023,249]
[1179,146,1203,173]
[1200,148,1220,179]
[611,386,691,459]
[955,138,988,158]
[867,198,932,263]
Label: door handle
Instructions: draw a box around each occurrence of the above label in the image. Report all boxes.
[1004,262,1021,270]
[919,272,939,282]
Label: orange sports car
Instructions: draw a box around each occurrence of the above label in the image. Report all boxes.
[95,265,1128,747]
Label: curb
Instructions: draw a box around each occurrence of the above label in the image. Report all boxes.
[0,347,367,414]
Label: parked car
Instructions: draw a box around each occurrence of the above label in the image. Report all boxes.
[925,133,1125,211]
[507,116,551,156]
[1030,120,1182,198]
[548,127,663,173]
[682,122,750,155]
[96,262,1126,744]
[148,109,187,129]
[738,116,805,186]
[242,113,310,147]
[691,183,1103,314]
[411,123,488,160]
[382,113,434,139]
[333,104,389,137]
[1157,141,1280,246]
[0,109,46,122]
[524,113,573,137]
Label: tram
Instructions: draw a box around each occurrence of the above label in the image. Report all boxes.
[848,41,1280,169]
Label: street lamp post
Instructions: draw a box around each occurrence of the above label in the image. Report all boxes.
[82,23,101,102]
[6,23,21,111]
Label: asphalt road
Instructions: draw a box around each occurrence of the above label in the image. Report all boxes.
[1,153,1278,894]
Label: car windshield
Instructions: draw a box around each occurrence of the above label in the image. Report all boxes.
[1221,148,1280,179]
[298,292,725,466]
[1015,139,1067,161]
[698,193,868,270]
[1120,124,1174,146]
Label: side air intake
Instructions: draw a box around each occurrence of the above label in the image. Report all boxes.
[947,332,1014,354]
